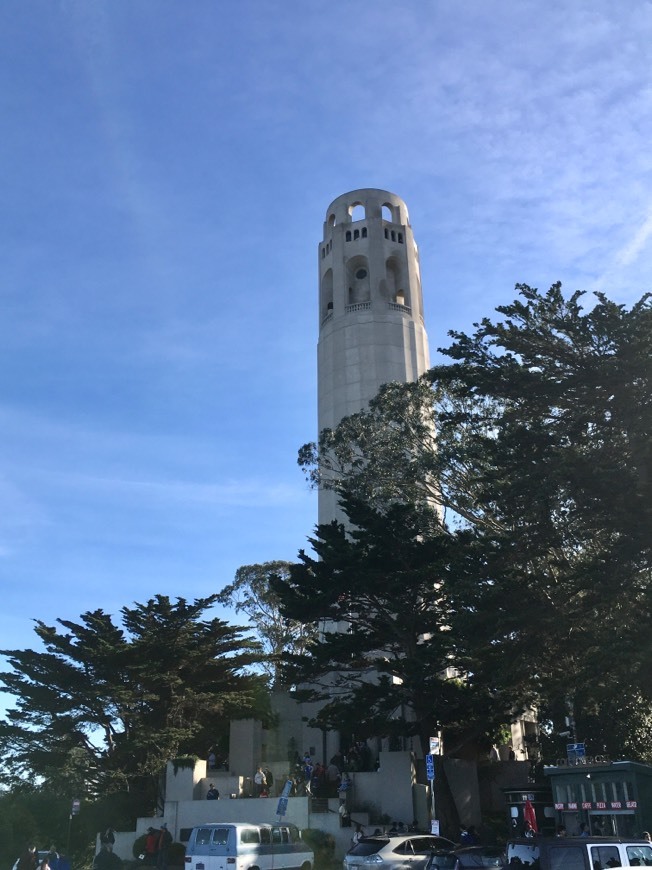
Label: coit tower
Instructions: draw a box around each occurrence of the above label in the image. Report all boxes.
[318,188,431,525]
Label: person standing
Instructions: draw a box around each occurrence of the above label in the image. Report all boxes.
[157,824,172,870]
[18,847,38,870]
[46,847,59,870]
[206,784,220,800]
[145,828,159,865]
[101,830,116,852]
[254,766,266,797]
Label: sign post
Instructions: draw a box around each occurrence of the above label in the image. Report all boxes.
[67,798,80,853]
[426,753,436,832]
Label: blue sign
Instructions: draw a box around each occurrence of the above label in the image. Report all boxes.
[425,753,435,781]
[276,796,289,817]
[567,743,586,762]
[281,779,293,798]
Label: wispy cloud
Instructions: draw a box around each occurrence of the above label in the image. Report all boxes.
[614,210,652,267]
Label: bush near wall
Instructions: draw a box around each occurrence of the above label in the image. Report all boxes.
[132,835,185,867]
[300,830,335,869]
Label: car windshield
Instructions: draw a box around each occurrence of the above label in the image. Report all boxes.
[456,850,506,868]
[427,853,457,870]
[349,839,389,856]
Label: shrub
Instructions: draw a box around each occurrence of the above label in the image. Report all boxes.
[131,835,184,867]
[132,834,148,860]
[300,829,335,869]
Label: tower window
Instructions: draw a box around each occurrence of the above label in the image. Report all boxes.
[354,229,359,240]
[355,269,367,279]
[391,230,396,241]
[398,233,403,243]
[384,228,389,239]
[346,231,352,242]
[321,248,325,258]
[362,227,367,238]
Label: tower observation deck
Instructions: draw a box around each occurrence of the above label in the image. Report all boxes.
[317,189,431,526]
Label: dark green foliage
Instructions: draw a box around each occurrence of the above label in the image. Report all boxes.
[299,829,334,869]
[273,495,519,756]
[217,562,317,687]
[0,595,270,814]
[297,284,652,761]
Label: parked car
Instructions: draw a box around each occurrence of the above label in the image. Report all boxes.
[507,836,652,870]
[185,822,313,870]
[344,835,456,870]
[425,851,458,870]
[448,847,506,869]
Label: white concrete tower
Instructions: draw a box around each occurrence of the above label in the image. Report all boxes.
[318,188,431,525]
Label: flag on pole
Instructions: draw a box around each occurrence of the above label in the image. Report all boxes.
[524,799,538,833]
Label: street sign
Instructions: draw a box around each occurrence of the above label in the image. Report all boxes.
[425,753,435,781]
[430,736,441,755]
[281,779,293,798]
[276,796,289,817]
[71,798,80,816]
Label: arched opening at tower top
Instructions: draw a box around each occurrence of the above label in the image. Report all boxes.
[321,268,334,320]
[382,203,394,223]
[349,202,365,222]
[386,256,409,307]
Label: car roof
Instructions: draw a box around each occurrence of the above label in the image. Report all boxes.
[509,837,650,845]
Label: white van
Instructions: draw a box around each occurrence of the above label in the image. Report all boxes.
[507,836,652,869]
[185,823,313,870]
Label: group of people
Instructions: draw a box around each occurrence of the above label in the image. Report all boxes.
[142,824,173,869]
[18,846,69,870]
[287,749,358,798]
[253,766,274,797]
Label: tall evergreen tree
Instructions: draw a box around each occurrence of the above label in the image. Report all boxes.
[298,284,652,760]
[272,496,521,755]
[0,595,269,810]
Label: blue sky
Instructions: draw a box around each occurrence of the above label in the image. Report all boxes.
[1,1,652,688]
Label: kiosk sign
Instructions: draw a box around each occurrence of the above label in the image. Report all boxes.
[567,742,586,763]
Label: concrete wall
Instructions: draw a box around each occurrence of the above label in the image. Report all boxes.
[444,758,481,827]
[229,719,262,785]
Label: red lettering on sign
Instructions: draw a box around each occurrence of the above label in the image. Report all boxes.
[626,801,638,809]
[568,802,578,810]
[596,802,606,809]
[582,802,592,809]
[611,802,622,809]
[555,803,564,810]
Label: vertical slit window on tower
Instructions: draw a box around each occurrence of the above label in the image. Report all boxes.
[391,230,396,241]
[354,229,359,240]
[384,228,389,239]
[346,231,352,242]
[362,227,367,238]
[398,233,403,243]
[322,248,325,258]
